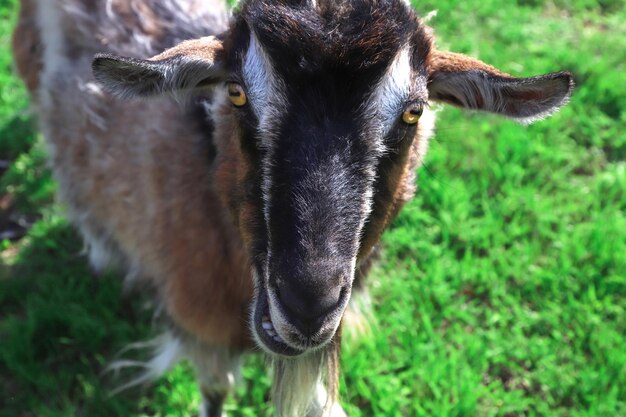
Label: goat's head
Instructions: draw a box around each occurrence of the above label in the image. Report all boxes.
[93,0,573,357]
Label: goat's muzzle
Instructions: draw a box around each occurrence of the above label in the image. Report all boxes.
[251,270,351,356]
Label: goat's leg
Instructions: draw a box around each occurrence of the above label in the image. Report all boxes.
[200,388,228,417]
[185,342,243,417]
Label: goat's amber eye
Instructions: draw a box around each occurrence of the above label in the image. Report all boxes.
[227,83,247,107]
[402,105,423,125]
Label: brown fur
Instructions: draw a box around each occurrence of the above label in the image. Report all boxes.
[150,36,224,62]
[107,0,168,41]
[13,0,251,349]
[12,0,41,93]
[428,50,510,77]
[48,92,254,348]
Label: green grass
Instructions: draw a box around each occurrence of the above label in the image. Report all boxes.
[1,0,625,416]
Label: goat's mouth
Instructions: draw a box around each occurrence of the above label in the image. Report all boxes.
[252,284,305,357]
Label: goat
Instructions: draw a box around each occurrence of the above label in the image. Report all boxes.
[12,0,573,416]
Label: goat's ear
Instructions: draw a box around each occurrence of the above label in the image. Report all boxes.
[92,36,226,99]
[427,51,574,123]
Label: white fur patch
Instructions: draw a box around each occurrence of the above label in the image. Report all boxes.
[35,0,71,111]
[424,9,438,22]
[243,33,279,131]
[415,105,436,163]
[272,352,325,417]
[312,383,347,417]
[242,33,273,199]
[106,330,242,409]
[242,32,288,276]
[371,47,414,137]
[36,0,68,80]
[350,48,419,280]
[186,342,241,393]
[85,233,115,273]
[106,332,183,394]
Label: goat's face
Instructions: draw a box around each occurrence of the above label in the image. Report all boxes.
[93,0,573,356]
[222,0,437,356]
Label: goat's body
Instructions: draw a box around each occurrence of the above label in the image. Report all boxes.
[16,0,254,350]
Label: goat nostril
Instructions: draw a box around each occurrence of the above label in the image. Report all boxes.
[276,285,343,335]
[276,282,345,336]
[280,284,342,318]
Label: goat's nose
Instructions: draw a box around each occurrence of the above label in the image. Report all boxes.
[277,280,344,337]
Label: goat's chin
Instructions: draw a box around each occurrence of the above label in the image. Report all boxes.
[251,280,343,416]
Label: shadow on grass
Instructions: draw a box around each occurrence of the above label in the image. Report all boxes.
[0,114,53,238]
[0,114,38,162]
[0,219,155,417]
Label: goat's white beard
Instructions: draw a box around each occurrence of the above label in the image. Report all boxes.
[271,341,339,417]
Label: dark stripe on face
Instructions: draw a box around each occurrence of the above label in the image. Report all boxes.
[265,74,378,312]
